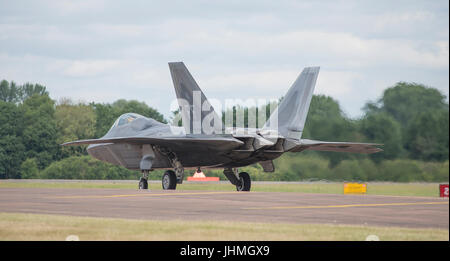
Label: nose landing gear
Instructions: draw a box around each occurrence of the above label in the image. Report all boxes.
[139,170,149,190]
[139,177,148,190]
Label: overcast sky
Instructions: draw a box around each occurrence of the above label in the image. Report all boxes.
[1,0,448,119]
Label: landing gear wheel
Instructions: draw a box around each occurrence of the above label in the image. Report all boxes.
[236,172,251,191]
[139,178,148,190]
[162,170,177,190]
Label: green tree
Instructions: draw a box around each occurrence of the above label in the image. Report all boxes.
[19,94,59,169]
[370,82,447,126]
[91,103,115,138]
[55,98,96,158]
[364,82,449,162]
[302,95,363,166]
[0,100,23,137]
[379,160,424,182]
[0,80,48,103]
[0,135,25,179]
[405,110,449,161]
[0,100,25,178]
[333,160,368,181]
[360,112,403,161]
[18,83,48,102]
[303,95,361,141]
[20,158,39,179]
[0,80,19,103]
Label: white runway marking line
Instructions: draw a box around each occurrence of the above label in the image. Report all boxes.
[243,201,449,210]
[46,191,248,199]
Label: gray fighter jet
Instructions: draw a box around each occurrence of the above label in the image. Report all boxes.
[62,62,382,191]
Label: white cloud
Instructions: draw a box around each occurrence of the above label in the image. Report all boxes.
[47,0,107,14]
[0,0,448,119]
[373,11,435,32]
[199,70,297,93]
[159,28,449,69]
[63,60,121,77]
[315,71,362,97]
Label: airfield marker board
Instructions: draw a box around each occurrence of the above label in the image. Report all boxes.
[344,183,367,194]
[439,184,449,198]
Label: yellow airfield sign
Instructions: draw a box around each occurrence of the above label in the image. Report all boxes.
[344,183,367,194]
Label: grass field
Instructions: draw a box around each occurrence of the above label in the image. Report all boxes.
[0,180,444,197]
[0,212,447,241]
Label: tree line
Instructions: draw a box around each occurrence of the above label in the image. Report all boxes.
[0,79,165,179]
[0,79,448,182]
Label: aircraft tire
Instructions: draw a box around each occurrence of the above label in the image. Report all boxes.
[139,178,148,189]
[162,170,177,190]
[236,172,251,191]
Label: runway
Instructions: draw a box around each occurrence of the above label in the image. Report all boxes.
[0,188,448,229]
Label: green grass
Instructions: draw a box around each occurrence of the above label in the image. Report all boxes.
[0,181,137,190]
[0,212,447,241]
[0,180,443,197]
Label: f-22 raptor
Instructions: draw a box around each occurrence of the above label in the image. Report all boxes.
[63,62,382,191]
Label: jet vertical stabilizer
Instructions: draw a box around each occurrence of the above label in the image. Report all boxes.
[168,62,222,135]
[263,67,320,140]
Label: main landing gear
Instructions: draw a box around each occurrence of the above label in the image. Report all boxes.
[236,172,251,191]
[162,170,177,190]
[223,168,251,191]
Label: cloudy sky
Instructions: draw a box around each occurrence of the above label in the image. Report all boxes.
[1,0,448,119]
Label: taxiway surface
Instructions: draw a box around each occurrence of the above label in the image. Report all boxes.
[0,188,448,229]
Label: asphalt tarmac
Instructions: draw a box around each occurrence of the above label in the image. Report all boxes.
[0,188,448,229]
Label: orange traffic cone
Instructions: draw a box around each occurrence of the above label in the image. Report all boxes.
[187,168,220,182]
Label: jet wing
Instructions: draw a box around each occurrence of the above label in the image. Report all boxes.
[289,139,383,154]
[62,135,244,151]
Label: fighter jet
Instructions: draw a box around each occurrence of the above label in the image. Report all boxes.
[62,62,382,191]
